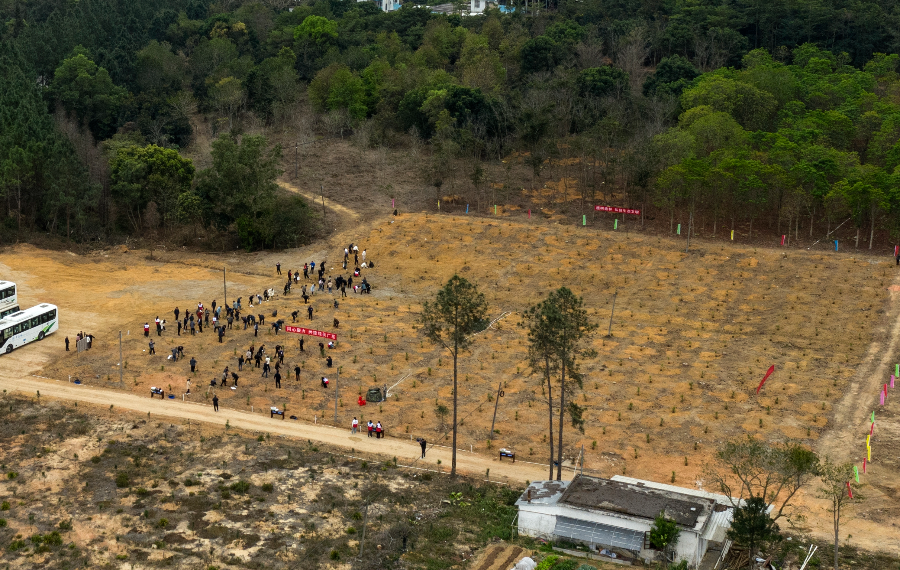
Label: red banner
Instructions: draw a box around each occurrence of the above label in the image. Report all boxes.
[285,326,337,340]
[756,365,775,394]
[594,206,641,215]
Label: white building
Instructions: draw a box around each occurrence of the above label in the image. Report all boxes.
[380,0,401,11]
[470,0,486,13]
[515,474,736,569]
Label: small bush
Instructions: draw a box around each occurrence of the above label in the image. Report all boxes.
[345,526,356,534]
[184,479,197,487]
[115,472,130,488]
[8,539,25,551]
[220,490,231,499]
[135,488,149,497]
[6,471,18,480]
[156,518,169,529]
[0,519,6,527]
[0,501,9,511]
[535,555,559,570]
[58,520,73,530]
[90,456,101,464]
[261,483,274,493]
[229,480,250,494]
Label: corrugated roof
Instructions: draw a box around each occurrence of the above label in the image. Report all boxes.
[554,516,645,551]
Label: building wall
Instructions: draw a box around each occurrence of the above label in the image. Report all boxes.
[518,507,556,539]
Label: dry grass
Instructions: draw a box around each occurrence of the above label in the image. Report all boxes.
[37,213,891,490]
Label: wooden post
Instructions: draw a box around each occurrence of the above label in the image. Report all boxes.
[607,291,618,337]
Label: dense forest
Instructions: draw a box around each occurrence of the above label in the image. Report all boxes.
[2,0,900,249]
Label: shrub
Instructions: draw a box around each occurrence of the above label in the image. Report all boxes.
[157,518,169,528]
[0,501,9,511]
[6,472,17,480]
[330,549,340,560]
[535,555,559,570]
[345,526,356,534]
[229,480,250,494]
[261,483,274,493]
[8,539,25,551]
[115,472,130,488]
[135,488,149,497]
[555,560,579,570]
[58,520,73,530]
[0,519,6,527]
[90,456,101,464]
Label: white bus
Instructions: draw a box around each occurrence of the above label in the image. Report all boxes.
[0,304,59,354]
[0,281,18,318]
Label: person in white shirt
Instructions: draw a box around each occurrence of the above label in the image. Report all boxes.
[351,417,359,434]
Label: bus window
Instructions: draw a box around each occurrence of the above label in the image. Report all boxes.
[30,318,38,329]
[50,310,56,320]
[0,288,10,300]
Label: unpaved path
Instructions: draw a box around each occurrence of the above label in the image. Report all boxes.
[278,179,361,220]
[0,375,551,484]
[817,279,900,461]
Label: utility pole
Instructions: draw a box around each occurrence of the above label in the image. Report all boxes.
[223,266,227,308]
[488,382,503,440]
[119,331,123,385]
[607,291,618,337]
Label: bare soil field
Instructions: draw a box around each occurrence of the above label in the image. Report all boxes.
[1,210,900,562]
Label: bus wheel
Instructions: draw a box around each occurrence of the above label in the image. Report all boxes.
[38,331,45,341]
[4,345,11,354]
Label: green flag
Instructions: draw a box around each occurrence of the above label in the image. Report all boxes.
[853,465,859,483]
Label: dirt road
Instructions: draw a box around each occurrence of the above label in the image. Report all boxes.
[0,375,551,485]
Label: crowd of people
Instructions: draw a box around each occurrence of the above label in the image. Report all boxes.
[135,241,381,430]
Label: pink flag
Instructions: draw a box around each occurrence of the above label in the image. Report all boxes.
[756,365,775,394]
[892,375,896,389]
[880,392,885,406]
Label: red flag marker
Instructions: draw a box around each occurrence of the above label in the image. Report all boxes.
[756,365,775,394]
[847,482,853,498]
[863,457,867,473]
